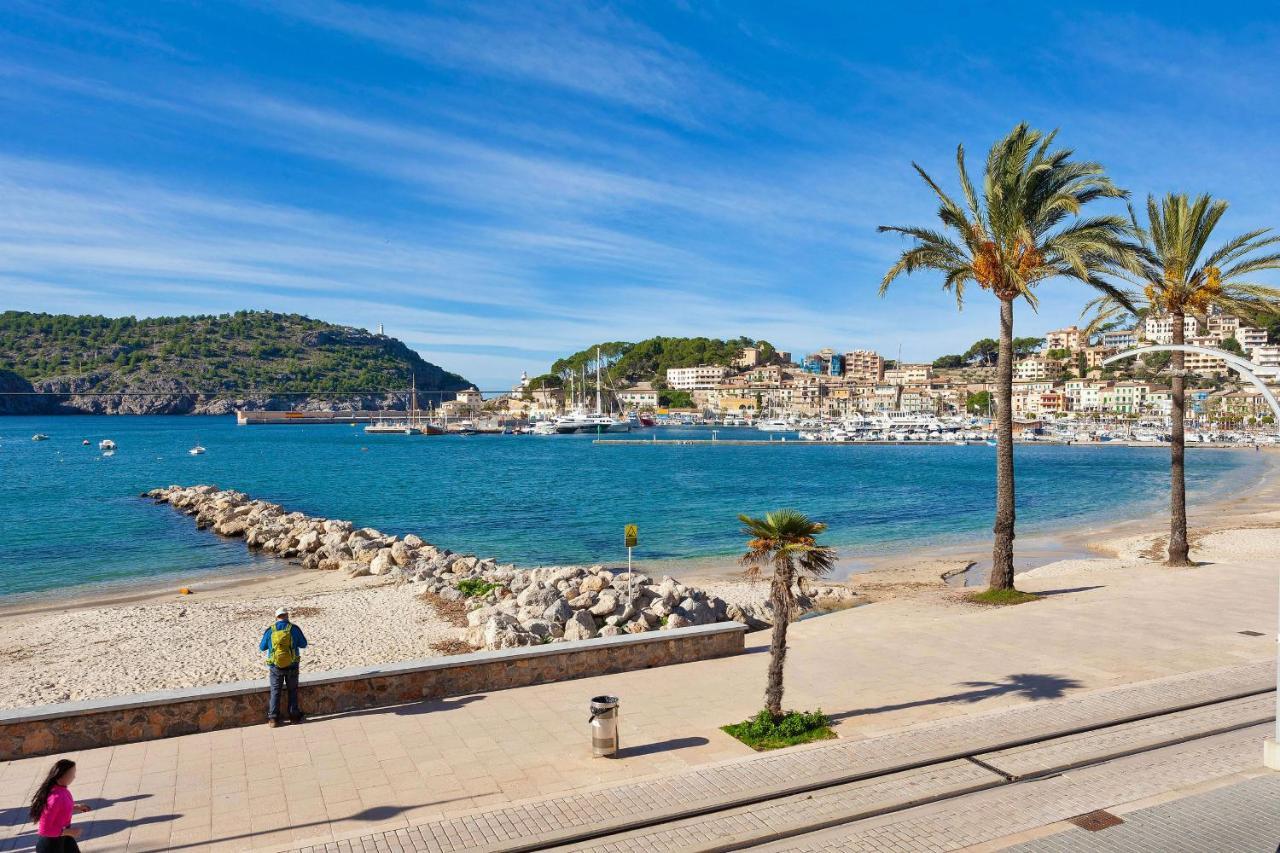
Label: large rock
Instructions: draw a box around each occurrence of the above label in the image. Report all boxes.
[562,610,597,642]
[369,550,395,576]
[516,583,562,610]
[542,598,574,624]
[390,540,414,567]
[589,592,619,617]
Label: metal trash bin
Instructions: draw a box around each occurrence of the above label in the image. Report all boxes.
[589,695,620,758]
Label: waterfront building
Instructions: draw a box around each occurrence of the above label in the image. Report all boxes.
[1063,379,1106,412]
[843,350,885,382]
[1143,314,1200,344]
[666,364,730,390]
[1102,381,1152,414]
[716,395,758,417]
[1101,328,1139,349]
[617,382,658,410]
[1045,325,1085,353]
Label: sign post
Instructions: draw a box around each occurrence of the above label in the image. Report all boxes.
[624,524,638,605]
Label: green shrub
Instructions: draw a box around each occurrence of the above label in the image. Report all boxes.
[721,709,835,751]
[456,578,499,598]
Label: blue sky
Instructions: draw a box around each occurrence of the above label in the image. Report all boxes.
[2,2,1279,389]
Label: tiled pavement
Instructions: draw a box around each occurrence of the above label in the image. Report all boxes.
[1005,771,1280,853]
[293,662,1273,853]
[761,724,1273,852]
[2,551,1277,852]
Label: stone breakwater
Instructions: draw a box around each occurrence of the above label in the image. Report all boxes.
[145,485,856,650]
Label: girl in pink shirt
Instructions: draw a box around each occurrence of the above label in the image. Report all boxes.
[29,759,90,852]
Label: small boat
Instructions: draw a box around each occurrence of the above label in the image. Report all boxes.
[81,439,90,446]
[99,439,116,451]
[985,439,997,447]
[531,420,558,436]
[32,433,49,441]
[189,445,206,455]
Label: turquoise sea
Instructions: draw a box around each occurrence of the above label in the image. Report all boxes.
[0,415,1262,601]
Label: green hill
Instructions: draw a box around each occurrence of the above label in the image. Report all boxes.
[549,336,778,386]
[0,310,471,414]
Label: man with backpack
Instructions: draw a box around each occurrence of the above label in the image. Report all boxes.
[259,606,308,727]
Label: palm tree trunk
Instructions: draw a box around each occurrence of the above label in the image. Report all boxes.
[764,563,792,718]
[989,297,1017,590]
[1167,313,1191,566]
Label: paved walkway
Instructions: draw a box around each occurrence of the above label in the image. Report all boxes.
[1006,771,1280,852]
[1,551,1277,852]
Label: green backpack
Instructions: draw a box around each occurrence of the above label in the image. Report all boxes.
[268,624,297,668]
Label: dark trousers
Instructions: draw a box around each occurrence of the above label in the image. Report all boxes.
[35,837,80,853]
[268,664,301,720]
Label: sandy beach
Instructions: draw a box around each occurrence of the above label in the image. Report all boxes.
[1,448,1275,711]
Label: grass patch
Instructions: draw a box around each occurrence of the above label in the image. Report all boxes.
[721,709,836,751]
[967,588,1039,606]
[456,578,500,598]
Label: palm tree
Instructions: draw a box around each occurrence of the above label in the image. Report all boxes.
[1084,194,1280,565]
[879,123,1138,591]
[739,509,836,718]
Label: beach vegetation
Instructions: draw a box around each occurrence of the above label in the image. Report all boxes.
[739,508,836,718]
[878,122,1141,591]
[1084,194,1280,566]
[721,709,835,751]
[455,578,500,598]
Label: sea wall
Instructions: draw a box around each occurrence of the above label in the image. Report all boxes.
[0,623,746,760]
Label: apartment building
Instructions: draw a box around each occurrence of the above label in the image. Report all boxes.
[1143,315,1200,344]
[843,350,885,382]
[1252,345,1280,368]
[1012,356,1051,382]
[883,363,933,385]
[1101,328,1138,349]
[1045,325,1085,353]
[666,364,730,390]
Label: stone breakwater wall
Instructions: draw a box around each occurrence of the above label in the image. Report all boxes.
[0,624,746,760]
[146,485,855,649]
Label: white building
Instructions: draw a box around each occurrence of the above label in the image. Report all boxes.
[1012,356,1050,382]
[1143,315,1200,344]
[665,364,730,391]
[883,363,932,385]
[617,382,658,409]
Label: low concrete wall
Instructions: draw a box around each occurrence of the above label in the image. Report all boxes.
[0,622,746,760]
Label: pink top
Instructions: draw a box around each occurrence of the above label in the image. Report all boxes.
[37,785,73,838]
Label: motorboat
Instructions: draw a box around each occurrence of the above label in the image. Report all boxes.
[99,439,116,451]
[755,418,792,432]
[531,420,558,435]
[81,439,90,446]
[189,445,207,455]
[32,434,49,441]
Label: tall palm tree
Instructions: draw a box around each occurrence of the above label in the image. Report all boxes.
[1084,194,1280,565]
[879,123,1138,591]
[739,509,836,718]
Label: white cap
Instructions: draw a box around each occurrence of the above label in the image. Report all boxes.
[275,607,288,617]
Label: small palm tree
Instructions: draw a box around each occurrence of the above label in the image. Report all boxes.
[879,123,1139,591]
[1085,194,1280,565]
[739,509,836,718]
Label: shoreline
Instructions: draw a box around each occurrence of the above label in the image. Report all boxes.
[0,449,1274,709]
[3,445,1273,618]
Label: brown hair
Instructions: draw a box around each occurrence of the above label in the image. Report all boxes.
[28,758,75,822]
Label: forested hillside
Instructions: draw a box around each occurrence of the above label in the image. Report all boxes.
[0,310,471,414]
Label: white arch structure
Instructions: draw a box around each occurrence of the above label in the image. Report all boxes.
[1102,344,1280,429]
[1103,342,1280,768]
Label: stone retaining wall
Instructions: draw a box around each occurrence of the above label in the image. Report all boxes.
[0,623,746,760]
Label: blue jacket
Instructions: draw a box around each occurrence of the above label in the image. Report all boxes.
[260,621,307,665]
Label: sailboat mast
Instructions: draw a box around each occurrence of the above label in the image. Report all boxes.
[595,347,602,415]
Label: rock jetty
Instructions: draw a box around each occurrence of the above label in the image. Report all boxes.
[145,485,854,650]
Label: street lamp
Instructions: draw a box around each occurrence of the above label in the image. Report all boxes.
[1103,344,1280,769]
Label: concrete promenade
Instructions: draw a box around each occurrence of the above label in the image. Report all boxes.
[1,550,1277,852]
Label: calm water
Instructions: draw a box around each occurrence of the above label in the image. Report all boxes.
[0,416,1259,600]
